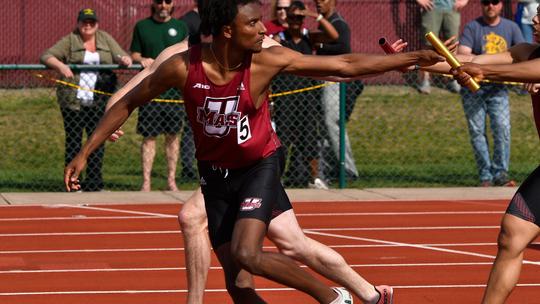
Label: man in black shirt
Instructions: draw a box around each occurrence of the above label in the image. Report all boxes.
[313,0,360,184]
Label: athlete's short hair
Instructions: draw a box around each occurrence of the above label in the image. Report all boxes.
[200,0,262,36]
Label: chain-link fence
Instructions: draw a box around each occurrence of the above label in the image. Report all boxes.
[1,0,539,192]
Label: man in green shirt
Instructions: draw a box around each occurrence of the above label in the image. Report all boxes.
[130,0,189,191]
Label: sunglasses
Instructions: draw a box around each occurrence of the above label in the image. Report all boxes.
[481,0,500,6]
[287,14,305,22]
[276,6,289,11]
[154,0,172,4]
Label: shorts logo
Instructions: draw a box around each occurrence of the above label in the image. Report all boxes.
[197,96,241,137]
[240,197,263,211]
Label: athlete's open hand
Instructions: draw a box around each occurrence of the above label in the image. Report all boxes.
[391,39,408,53]
[64,154,87,192]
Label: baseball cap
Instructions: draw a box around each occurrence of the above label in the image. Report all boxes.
[77,8,99,22]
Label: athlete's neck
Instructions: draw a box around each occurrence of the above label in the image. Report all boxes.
[209,41,246,72]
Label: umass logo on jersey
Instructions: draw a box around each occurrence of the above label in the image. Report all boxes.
[196,96,241,137]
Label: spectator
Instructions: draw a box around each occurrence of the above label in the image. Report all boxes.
[177,1,201,182]
[458,0,524,187]
[40,8,132,192]
[130,0,189,191]
[264,0,291,39]
[416,0,468,94]
[515,0,539,42]
[312,0,359,184]
[272,0,338,189]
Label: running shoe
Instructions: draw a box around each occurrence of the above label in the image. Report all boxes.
[331,287,353,304]
[375,285,393,304]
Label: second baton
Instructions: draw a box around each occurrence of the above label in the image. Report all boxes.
[425,31,480,92]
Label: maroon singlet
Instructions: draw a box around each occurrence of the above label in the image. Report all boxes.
[183,45,281,169]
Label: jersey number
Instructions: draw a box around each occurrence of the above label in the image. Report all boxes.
[237,116,252,144]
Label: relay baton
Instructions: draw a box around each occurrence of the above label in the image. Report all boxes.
[378,37,396,54]
[425,32,480,92]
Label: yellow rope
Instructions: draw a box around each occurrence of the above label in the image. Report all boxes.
[34,73,183,103]
[34,73,337,103]
[437,72,524,86]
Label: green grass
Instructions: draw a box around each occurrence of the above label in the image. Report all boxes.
[1,85,538,191]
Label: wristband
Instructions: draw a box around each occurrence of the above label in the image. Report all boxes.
[316,14,323,22]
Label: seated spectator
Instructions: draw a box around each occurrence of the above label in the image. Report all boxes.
[264,0,291,39]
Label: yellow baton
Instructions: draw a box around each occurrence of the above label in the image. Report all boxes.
[425,32,480,92]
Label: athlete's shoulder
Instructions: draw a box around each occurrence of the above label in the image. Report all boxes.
[509,43,540,62]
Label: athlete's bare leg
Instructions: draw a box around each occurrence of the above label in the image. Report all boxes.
[225,218,338,303]
[165,133,179,191]
[215,243,266,304]
[178,188,211,304]
[141,137,156,192]
[481,214,540,304]
[268,209,381,304]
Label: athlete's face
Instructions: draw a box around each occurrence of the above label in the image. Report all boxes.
[230,3,266,53]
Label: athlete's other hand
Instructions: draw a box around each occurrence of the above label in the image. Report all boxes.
[524,83,540,95]
[108,129,125,142]
[64,154,87,192]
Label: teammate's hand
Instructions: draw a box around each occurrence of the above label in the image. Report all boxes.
[443,36,459,55]
[391,39,408,53]
[108,129,125,142]
[415,49,445,67]
[451,63,483,87]
[64,154,87,192]
[524,83,540,95]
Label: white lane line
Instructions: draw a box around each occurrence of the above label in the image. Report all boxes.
[0,211,504,221]
[0,262,510,274]
[0,225,501,238]
[303,230,540,266]
[0,216,162,221]
[0,231,180,237]
[297,211,504,216]
[59,204,176,218]
[6,241,539,254]
[311,226,499,231]
[1,284,540,296]
[0,248,184,254]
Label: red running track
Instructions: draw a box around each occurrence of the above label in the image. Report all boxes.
[0,199,538,303]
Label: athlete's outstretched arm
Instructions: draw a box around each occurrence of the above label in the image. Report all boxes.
[64,54,188,191]
[263,46,444,79]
